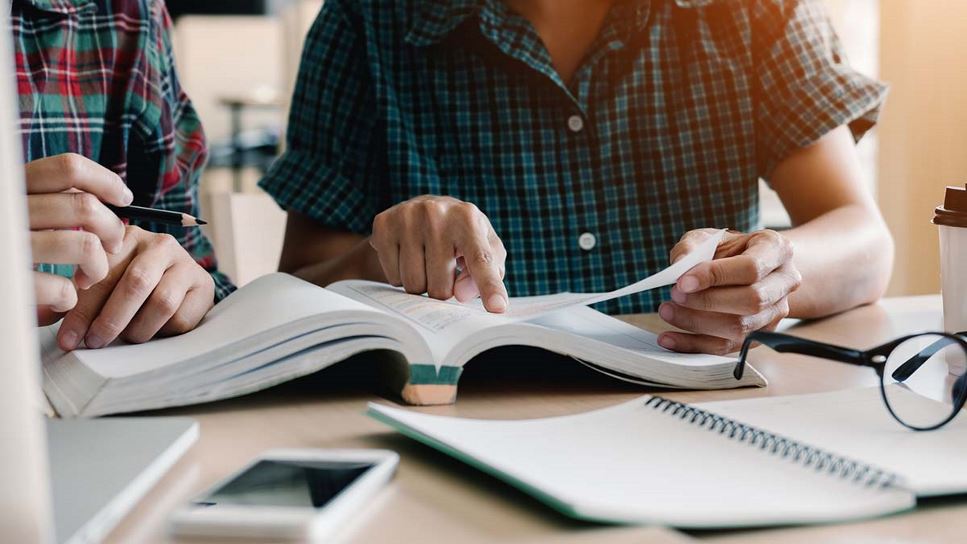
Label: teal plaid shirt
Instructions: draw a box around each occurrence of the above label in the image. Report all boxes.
[12,0,235,301]
[260,0,886,314]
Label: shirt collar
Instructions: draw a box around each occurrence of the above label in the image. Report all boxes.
[16,0,96,16]
[405,0,483,47]
[405,0,713,47]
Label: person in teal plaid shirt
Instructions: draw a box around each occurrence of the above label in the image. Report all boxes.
[15,0,234,351]
[262,0,893,355]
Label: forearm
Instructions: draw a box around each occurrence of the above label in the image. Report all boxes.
[284,237,386,286]
[783,204,894,319]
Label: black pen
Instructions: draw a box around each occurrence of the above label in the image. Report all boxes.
[105,204,207,227]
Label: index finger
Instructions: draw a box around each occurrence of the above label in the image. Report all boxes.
[83,251,171,349]
[457,230,508,313]
[678,234,791,293]
[24,153,133,206]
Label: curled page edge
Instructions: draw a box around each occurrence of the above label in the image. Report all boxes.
[581,229,725,306]
[496,229,726,321]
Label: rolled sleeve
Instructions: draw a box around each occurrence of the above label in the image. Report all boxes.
[753,0,888,180]
[259,0,385,234]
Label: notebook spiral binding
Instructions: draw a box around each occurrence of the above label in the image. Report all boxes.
[644,396,902,489]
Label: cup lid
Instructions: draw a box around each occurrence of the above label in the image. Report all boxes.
[934,184,967,227]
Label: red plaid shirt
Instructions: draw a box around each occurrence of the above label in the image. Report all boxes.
[12,0,234,301]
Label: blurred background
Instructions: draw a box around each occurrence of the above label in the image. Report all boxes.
[172,0,963,302]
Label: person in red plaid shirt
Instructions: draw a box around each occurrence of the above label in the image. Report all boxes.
[13,0,234,350]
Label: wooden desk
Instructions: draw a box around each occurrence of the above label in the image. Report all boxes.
[107,295,964,544]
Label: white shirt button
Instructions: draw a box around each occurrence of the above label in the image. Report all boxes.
[567,115,584,133]
[578,232,597,251]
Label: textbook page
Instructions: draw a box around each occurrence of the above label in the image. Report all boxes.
[41,273,387,379]
[328,281,504,361]
[333,229,725,331]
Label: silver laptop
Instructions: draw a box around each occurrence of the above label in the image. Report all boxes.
[0,10,197,544]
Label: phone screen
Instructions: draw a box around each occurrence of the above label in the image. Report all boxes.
[195,460,376,509]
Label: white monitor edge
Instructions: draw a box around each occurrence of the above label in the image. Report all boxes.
[0,6,55,543]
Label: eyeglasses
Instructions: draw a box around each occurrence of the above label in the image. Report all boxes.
[733,331,967,431]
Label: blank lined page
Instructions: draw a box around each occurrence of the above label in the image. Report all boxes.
[369,397,913,528]
[698,386,967,496]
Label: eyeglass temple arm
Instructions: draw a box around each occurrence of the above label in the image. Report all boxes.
[890,331,967,382]
[733,331,866,380]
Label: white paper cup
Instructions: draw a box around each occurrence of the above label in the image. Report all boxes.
[935,184,967,375]
[939,224,967,334]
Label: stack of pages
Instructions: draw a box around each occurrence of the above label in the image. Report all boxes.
[42,231,765,417]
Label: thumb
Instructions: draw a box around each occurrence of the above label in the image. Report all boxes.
[670,228,722,264]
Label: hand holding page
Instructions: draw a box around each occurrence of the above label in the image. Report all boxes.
[473,229,726,320]
[337,229,725,328]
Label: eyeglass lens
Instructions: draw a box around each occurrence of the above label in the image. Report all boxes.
[883,333,967,429]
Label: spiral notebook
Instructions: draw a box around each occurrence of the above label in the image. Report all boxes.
[366,388,947,528]
[695,386,967,496]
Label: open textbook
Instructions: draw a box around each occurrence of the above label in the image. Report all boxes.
[41,230,764,417]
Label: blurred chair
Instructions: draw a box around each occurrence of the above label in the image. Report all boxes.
[208,91,283,193]
[209,192,287,287]
[172,1,322,285]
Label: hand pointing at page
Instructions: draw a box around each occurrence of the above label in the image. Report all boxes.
[658,228,802,355]
[369,195,509,313]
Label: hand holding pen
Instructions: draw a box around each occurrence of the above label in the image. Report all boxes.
[25,153,214,348]
[27,154,132,324]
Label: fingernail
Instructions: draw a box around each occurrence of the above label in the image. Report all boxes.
[487,294,508,312]
[659,303,674,321]
[680,275,700,293]
[122,186,134,205]
[85,334,105,349]
[659,335,676,350]
[73,275,90,290]
[60,329,79,351]
[670,287,686,304]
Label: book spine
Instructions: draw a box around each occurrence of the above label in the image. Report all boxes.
[644,396,903,489]
[400,364,462,406]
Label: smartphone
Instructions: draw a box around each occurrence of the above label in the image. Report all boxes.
[169,449,399,541]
